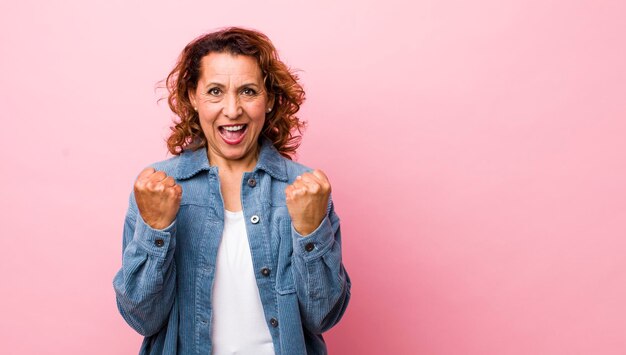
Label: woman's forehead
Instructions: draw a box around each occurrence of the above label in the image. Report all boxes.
[199,52,262,81]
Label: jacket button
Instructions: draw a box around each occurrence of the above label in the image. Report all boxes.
[155,239,164,247]
[260,267,271,277]
[251,215,260,224]
[270,318,279,327]
[247,178,256,187]
[304,242,314,252]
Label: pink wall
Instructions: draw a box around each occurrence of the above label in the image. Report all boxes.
[1,0,625,354]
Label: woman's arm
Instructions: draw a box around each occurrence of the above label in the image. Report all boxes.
[112,197,178,336]
[291,198,351,334]
[285,170,351,334]
[112,168,182,336]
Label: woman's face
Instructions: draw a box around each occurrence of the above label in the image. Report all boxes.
[189,52,272,165]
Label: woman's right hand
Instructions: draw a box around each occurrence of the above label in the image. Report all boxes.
[134,167,182,230]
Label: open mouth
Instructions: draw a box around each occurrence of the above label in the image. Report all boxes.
[218,124,248,144]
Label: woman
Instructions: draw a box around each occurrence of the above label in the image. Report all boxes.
[113,27,351,355]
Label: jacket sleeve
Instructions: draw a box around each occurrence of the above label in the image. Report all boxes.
[291,196,351,334]
[112,192,177,337]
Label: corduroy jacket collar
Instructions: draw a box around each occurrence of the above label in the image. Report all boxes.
[173,138,288,182]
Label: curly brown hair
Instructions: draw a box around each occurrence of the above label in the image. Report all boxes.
[164,27,306,158]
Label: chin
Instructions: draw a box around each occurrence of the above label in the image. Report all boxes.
[213,140,258,161]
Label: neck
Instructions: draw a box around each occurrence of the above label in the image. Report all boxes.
[206,147,259,175]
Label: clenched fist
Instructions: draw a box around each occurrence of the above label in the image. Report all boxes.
[134,167,182,230]
[285,169,331,236]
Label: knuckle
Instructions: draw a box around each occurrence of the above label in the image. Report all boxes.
[141,167,155,176]
[136,174,149,184]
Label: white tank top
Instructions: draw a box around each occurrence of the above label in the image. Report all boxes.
[211,209,275,355]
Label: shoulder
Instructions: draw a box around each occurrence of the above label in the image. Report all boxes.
[147,154,182,178]
[256,139,312,183]
[144,147,210,180]
[283,157,313,182]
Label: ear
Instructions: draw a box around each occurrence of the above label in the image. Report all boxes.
[267,94,275,111]
[188,88,197,108]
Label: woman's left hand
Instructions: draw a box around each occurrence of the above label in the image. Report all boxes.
[285,169,332,236]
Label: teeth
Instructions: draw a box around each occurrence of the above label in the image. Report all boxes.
[223,125,244,132]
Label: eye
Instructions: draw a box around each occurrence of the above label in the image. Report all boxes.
[242,88,257,96]
[208,87,221,96]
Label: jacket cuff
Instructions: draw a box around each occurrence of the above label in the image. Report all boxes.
[133,213,176,257]
[292,215,334,261]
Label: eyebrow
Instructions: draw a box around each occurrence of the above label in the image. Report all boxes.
[204,82,261,89]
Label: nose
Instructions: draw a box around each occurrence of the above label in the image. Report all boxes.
[222,93,242,119]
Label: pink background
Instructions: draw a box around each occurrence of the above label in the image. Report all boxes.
[1,0,625,354]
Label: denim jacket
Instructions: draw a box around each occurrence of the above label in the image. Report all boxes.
[113,138,351,354]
